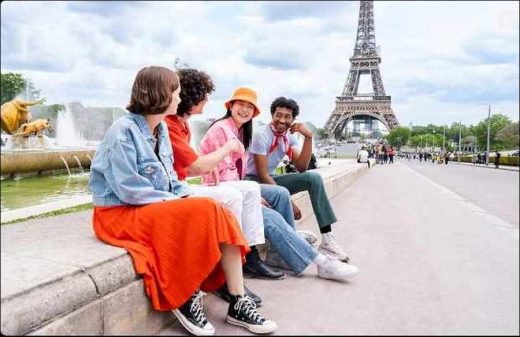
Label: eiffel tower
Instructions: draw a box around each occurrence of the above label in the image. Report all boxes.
[324,0,399,139]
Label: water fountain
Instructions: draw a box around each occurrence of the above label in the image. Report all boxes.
[1,101,96,179]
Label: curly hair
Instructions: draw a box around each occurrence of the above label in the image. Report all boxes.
[176,68,215,116]
[270,96,300,119]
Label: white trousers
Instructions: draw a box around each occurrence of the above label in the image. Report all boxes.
[189,180,265,246]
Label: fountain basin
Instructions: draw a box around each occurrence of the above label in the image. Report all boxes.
[1,149,96,179]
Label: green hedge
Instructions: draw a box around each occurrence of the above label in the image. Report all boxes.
[455,155,519,166]
[497,156,520,166]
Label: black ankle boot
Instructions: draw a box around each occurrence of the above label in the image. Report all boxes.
[243,247,286,280]
[214,283,262,307]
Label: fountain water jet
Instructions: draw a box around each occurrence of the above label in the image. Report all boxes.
[72,155,84,173]
[59,156,72,176]
[56,104,85,147]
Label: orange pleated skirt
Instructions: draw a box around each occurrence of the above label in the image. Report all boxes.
[92,197,249,311]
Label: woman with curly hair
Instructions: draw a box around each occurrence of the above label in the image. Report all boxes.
[165,68,286,306]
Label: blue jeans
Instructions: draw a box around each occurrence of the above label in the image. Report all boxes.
[247,172,337,229]
[260,184,318,274]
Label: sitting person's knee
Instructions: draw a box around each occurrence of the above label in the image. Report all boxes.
[303,171,322,184]
[274,185,290,198]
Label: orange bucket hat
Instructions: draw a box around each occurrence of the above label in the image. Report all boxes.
[224,87,261,118]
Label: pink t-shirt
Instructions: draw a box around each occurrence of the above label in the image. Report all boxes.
[199,118,245,185]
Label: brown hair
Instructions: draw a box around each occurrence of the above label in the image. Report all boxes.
[126,66,179,115]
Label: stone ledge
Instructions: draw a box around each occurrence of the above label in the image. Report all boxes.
[1,160,371,335]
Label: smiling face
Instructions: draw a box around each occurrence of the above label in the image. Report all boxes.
[271,107,294,133]
[230,100,255,128]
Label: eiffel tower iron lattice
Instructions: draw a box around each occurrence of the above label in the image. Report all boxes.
[324,0,399,138]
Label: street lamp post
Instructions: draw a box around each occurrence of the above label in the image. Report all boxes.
[442,126,446,152]
[432,130,436,152]
[486,105,491,166]
[458,119,462,162]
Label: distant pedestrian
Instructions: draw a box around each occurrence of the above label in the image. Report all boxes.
[444,152,449,165]
[494,151,501,168]
[388,146,395,164]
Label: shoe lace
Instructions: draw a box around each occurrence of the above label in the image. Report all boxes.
[324,233,344,252]
[234,295,264,323]
[190,291,207,325]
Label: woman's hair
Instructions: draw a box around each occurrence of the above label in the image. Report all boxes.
[209,108,253,150]
[126,66,179,115]
[270,96,300,119]
[177,68,215,117]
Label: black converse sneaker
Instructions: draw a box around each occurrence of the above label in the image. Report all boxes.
[226,294,277,334]
[172,290,215,336]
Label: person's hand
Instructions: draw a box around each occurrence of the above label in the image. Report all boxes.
[225,138,245,155]
[261,197,272,208]
[289,123,313,139]
[292,200,302,220]
[210,167,220,186]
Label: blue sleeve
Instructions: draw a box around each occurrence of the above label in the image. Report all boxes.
[249,129,269,155]
[289,133,301,150]
[105,134,178,205]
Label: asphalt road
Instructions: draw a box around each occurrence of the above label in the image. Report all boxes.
[160,161,519,335]
[399,158,519,228]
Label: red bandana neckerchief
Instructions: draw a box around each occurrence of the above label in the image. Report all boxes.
[269,123,293,159]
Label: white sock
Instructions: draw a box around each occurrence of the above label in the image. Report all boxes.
[313,252,329,267]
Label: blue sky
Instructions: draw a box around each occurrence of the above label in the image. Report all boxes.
[1,1,518,129]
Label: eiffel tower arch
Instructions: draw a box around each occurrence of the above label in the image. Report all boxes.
[324,0,399,139]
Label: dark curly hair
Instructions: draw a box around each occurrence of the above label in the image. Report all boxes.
[176,68,215,116]
[270,97,300,119]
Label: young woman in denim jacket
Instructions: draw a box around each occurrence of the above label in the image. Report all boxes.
[89,66,276,336]
[199,87,359,283]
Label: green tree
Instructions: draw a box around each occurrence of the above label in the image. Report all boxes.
[408,134,422,147]
[474,114,512,150]
[1,72,26,104]
[386,126,411,148]
[496,121,519,150]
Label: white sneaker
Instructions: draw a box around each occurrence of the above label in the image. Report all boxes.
[317,257,359,282]
[318,233,350,262]
[297,230,318,247]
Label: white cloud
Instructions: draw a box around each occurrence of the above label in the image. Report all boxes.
[1,0,518,132]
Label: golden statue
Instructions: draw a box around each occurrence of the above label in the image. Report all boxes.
[15,118,54,137]
[1,98,45,135]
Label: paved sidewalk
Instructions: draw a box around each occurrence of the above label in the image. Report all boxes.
[159,162,518,335]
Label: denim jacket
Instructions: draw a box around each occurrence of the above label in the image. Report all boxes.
[90,112,191,206]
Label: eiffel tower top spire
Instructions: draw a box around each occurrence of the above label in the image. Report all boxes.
[353,1,378,57]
